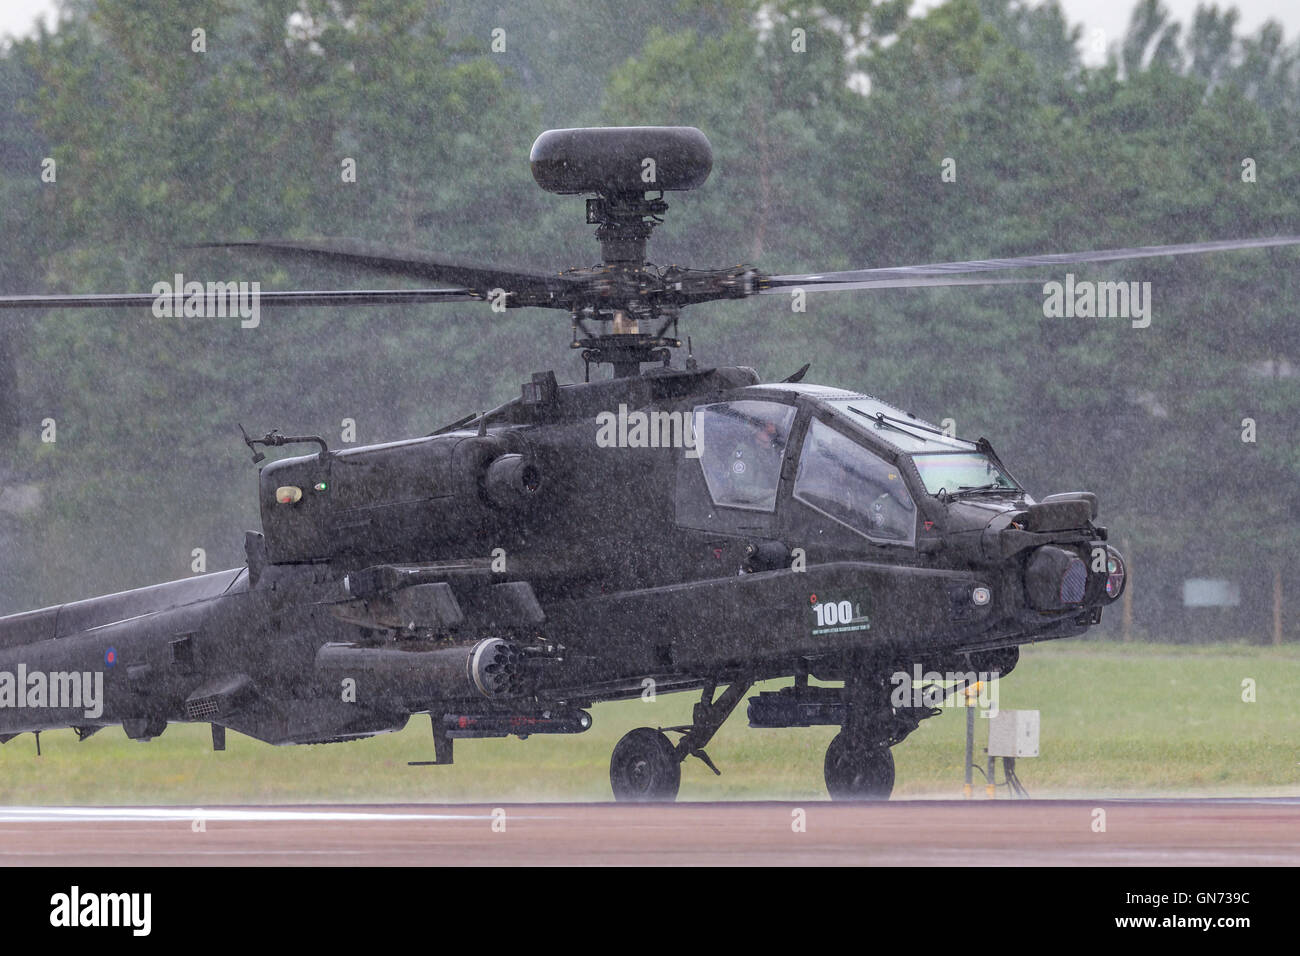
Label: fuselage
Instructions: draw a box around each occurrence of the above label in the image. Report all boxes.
[0,365,1123,746]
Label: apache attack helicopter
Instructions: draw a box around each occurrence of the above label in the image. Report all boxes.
[1,127,1297,801]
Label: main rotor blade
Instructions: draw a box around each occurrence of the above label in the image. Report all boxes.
[763,235,1300,290]
[201,238,579,301]
[0,288,480,310]
[759,276,1042,293]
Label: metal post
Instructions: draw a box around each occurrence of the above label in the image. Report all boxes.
[1121,538,1133,642]
[963,686,975,798]
[1274,568,1283,646]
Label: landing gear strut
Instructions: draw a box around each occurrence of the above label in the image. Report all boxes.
[609,679,751,802]
[818,667,915,801]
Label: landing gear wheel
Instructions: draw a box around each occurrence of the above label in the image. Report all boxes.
[824,732,895,800]
[610,727,681,802]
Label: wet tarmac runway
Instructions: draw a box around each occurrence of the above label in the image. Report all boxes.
[1,799,1297,865]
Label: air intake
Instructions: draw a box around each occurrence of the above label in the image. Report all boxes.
[183,675,253,720]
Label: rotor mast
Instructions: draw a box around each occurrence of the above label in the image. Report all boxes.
[579,189,677,377]
[529,127,713,378]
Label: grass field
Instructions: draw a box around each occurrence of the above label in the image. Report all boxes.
[1,640,1297,804]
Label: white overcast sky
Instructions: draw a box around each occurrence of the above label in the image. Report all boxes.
[2,0,1298,64]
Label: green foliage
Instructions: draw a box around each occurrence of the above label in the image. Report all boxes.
[1,0,1298,640]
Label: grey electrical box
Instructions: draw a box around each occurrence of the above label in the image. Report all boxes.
[987,709,1039,758]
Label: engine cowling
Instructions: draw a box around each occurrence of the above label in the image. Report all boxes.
[258,434,543,563]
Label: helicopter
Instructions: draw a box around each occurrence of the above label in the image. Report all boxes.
[0,126,1297,801]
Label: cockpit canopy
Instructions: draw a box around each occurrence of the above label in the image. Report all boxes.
[681,386,1024,548]
[794,417,917,543]
[822,398,1020,498]
[823,397,972,455]
[693,401,796,512]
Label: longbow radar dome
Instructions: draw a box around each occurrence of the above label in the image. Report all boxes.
[529,126,713,195]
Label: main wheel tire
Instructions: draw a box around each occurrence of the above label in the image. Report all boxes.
[610,728,682,802]
[824,732,895,800]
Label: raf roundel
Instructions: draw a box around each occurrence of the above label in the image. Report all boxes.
[104,647,117,667]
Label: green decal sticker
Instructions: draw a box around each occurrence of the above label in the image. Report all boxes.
[809,588,872,635]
